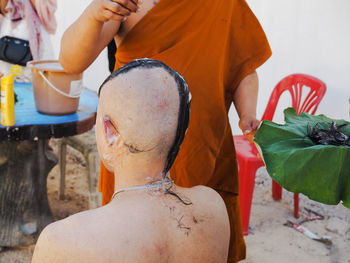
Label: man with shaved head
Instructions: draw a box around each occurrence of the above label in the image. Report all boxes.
[32,59,230,263]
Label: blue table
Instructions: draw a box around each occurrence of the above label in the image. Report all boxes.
[0,83,98,247]
[0,82,98,141]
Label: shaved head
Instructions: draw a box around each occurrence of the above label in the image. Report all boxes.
[97,59,190,175]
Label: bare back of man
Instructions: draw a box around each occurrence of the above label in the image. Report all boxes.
[33,185,230,263]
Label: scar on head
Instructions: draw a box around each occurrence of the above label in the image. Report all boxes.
[162,76,168,84]
[157,98,168,109]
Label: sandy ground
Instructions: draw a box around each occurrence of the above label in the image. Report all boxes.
[0,139,349,263]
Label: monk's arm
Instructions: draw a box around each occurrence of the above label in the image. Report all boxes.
[232,71,260,138]
[59,0,139,73]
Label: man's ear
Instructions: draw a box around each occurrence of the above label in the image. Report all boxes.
[103,116,120,146]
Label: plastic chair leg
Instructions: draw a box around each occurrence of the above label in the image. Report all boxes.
[272,180,282,200]
[58,140,67,200]
[238,158,263,236]
[294,193,299,218]
[272,180,300,218]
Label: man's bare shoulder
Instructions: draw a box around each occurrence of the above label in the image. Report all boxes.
[31,208,110,263]
[177,185,230,236]
[32,198,175,263]
[31,216,72,263]
[167,185,230,262]
[188,185,228,215]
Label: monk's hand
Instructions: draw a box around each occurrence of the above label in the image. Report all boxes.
[238,115,260,144]
[88,0,140,23]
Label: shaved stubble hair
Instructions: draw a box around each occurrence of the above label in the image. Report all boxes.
[98,58,191,177]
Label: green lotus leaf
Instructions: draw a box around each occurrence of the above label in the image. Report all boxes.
[254,108,350,208]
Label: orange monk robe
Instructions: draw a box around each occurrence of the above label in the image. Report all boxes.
[99,0,271,261]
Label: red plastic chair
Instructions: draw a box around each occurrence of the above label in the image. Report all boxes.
[234,74,326,235]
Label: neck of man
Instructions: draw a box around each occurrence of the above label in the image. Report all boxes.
[113,158,168,192]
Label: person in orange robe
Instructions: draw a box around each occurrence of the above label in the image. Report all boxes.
[60,0,271,262]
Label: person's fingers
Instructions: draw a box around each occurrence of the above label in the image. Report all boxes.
[102,9,126,22]
[239,118,260,135]
[131,0,143,6]
[251,119,261,131]
[0,6,6,15]
[239,120,251,134]
[244,129,252,135]
[105,0,131,16]
[126,0,143,7]
[112,0,138,13]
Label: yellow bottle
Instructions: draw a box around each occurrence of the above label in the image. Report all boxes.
[0,65,22,126]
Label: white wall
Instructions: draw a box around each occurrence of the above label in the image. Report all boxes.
[52,0,350,134]
[229,0,350,134]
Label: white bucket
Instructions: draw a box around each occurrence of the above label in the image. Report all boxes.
[27,60,84,115]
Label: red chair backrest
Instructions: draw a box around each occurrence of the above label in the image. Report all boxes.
[261,74,327,121]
